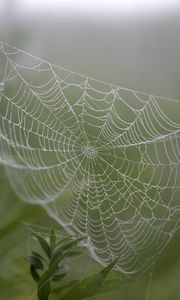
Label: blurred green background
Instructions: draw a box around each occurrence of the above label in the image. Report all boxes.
[0,1,180,299]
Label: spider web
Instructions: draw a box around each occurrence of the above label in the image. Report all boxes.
[0,41,180,274]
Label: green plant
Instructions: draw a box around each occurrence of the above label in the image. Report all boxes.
[27,228,130,300]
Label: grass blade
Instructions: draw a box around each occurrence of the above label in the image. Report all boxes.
[34,233,51,259]
[59,257,119,300]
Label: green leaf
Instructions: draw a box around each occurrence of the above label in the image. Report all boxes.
[55,237,70,247]
[66,248,83,257]
[50,228,56,252]
[96,277,132,295]
[34,233,51,259]
[51,238,84,264]
[32,251,46,261]
[59,257,119,300]
[52,264,69,281]
[30,264,40,283]
[29,254,44,270]
[52,280,80,294]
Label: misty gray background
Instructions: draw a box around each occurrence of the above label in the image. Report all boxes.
[1,0,180,99]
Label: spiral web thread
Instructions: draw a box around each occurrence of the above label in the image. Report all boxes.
[0,41,180,274]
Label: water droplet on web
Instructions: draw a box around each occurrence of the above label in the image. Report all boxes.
[0,82,4,92]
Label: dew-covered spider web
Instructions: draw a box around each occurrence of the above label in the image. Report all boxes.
[0,41,180,274]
